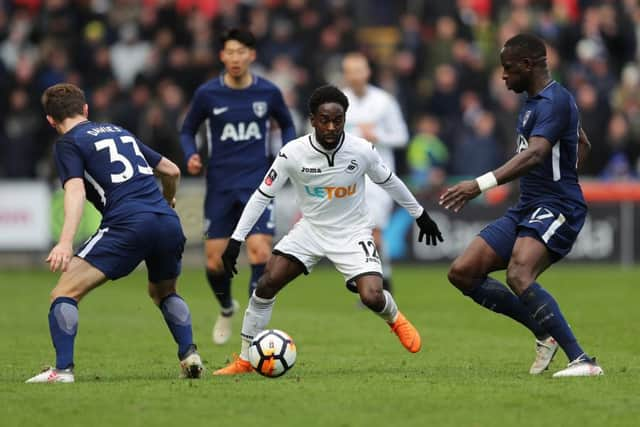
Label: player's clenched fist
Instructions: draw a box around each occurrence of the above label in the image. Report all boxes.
[221,238,241,277]
[416,211,443,246]
[187,154,203,175]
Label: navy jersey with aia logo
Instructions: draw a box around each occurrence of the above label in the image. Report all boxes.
[515,81,586,210]
[479,81,588,262]
[54,121,176,224]
[180,74,296,192]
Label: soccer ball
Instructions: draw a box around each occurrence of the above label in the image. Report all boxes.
[248,329,297,378]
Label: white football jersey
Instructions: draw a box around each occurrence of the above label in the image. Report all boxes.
[257,132,393,234]
[342,84,408,171]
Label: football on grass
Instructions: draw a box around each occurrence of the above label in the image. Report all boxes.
[248,329,296,377]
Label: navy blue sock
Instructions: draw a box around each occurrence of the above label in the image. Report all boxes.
[465,277,548,339]
[249,264,265,298]
[159,294,194,359]
[48,297,78,370]
[519,282,587,362]
[206,270,232,310]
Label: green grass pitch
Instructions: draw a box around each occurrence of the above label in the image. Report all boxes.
[1,264,639,427]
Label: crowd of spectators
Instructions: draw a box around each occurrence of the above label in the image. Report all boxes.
[1,0,639,188]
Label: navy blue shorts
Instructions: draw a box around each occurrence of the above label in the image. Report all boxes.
[204,188,275,239]
[479,203,586,263]
[77,212,186,282]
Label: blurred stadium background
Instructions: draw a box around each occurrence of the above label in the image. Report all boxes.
[1,0,639,266]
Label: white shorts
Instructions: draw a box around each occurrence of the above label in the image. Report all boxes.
[365,176,394,228]
[273,218,383,282]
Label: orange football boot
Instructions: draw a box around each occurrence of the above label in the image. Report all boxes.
[212,354,253,376]
[389,312,422,353]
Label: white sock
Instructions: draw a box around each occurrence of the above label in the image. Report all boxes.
[376,290,398,323]
[239,291,275,360]
[380,237,392,277]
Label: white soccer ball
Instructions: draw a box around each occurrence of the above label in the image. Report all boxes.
[248,329,297,378]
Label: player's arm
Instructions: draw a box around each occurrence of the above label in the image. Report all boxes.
[155,157,181,208]
[221,154,291,276]
[367,148,443,245]
[270,89,296,144]
[48,142,86,272]
[179,89,207,174]
[577,127,591,170]
[48,178,85,273]
[441,98,562,212]
[439,136,552,212]
[138,140,180,207]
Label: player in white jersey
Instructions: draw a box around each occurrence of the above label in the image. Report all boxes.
[342,52,409,294]
[212,85,443,375]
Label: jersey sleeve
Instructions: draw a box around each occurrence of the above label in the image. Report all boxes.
[136,138,162,168]
[180,88,208,161]
[256,149,291,197]
[269,88,296,145]
[365,144,393,184]
[530,98,568,144]
[54,140,85,186]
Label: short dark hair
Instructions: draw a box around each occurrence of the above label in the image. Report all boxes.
[308,85,349,115]
[504,33,547,62]
[220,28,256,49]
[41,83,86,122]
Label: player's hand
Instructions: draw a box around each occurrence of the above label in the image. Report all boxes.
[221,239,242,278]
[46,241,74,272]
[416,211,443,246]
[439,180,481,212]
[187,154,202,175]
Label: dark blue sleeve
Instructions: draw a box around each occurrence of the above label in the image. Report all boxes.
[270,88,296,145]
[54,140,85,186]
[180,88,207,161]
[137,138,162,168]
[530,98,568,144]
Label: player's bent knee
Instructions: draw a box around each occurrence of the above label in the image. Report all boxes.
[447,260,473,291]
[248,249,271,264]
[205,261,225,275]
[505,263,532,295]
[359,287,384,311]
[255,274,280,299]
[148,281,177,304]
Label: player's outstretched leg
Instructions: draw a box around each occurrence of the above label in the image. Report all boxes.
[519,283,603,377]
[463,276,558,374]
[213,291,275,375]
[157,293,203,378]
[26,297,78,383]
[448,241,558,374]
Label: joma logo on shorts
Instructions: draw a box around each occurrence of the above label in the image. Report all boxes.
[304,184,356,200]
